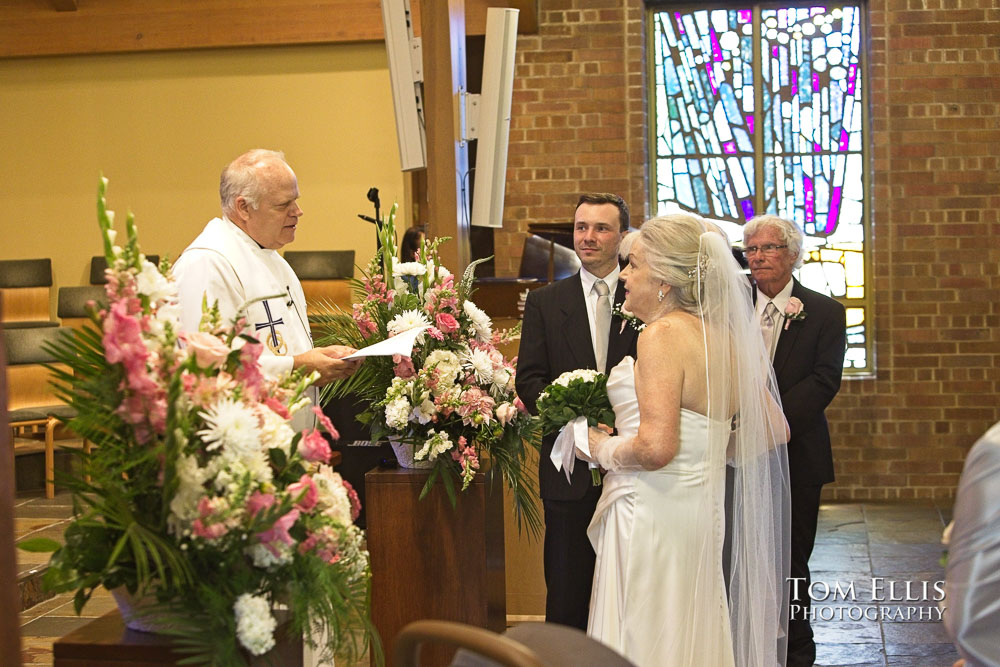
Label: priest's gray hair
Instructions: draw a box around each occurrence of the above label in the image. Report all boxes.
[636,213,712,315]
[742,214,806,269]
[220,149,288,215]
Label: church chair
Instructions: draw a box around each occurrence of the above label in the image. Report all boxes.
[0,258,57,329]
[3,326,85,498]
[90,254,159,284]
[283,250,356,331]
[395,620,636,667]
[57,285,106,332]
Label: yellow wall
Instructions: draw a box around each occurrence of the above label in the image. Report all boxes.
[0,43,405,318]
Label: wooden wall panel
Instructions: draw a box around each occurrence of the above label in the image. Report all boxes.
[0,0,537,58]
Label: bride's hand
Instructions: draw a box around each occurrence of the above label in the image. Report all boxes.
[580,427,611,464]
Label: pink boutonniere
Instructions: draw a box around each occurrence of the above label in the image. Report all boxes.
[783,297,807,330]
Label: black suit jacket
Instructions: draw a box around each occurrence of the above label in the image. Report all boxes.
[516,272,639,501]
[766,278,847,487]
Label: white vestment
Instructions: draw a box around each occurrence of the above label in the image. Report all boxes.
[172,217,317,429]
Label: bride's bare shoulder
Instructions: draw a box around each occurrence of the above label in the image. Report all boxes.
[637,311,703,352]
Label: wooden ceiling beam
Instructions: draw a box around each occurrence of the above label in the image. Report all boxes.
[0,0,537,59]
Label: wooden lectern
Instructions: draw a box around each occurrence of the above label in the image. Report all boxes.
[366,466,506,667]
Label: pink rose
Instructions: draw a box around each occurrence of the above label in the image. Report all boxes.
[392,354,416,379]
[288,474,318,512]
[300,429,332,464]
[435,312,459,333]
[783,297,807,330]
[495,402,518,426]
[184,331,231,369]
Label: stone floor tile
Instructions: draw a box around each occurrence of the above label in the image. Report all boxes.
[20,614,94,638]
[882,621,952,644]
[813,619,883,643]
[815,642,886,667]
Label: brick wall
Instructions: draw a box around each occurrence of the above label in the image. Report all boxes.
[496,0,1000,500]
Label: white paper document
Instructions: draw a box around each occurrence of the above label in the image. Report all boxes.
[342,325,430,359]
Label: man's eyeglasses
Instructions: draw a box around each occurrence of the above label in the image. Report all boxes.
[742,244,788,257]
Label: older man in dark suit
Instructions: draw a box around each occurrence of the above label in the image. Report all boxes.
[516,193,640,630]
[744,214,847,667]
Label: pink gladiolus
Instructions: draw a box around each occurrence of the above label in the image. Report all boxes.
[235,343,266,399]
[257,509,300,555]
[192,519,228,540]
[312,407,340,440]
[435,312,459,333]
[184,331,231,369]
[300,429,332,464]
[247,491,276,519]
[288,474,318,512]
[514,397,530,414]
[264,397,291,421]
[427,327,444,341]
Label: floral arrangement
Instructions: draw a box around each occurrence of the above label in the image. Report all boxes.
[783,296,807,329]
[311,205,540,533]
[535,369,616,486]
[18,179,376,665]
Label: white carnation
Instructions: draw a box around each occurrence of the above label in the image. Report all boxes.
[313,464,353,526]
[492,367,512,392]
[233,593,277,656]
[463,300,493,342]
[258,406,294,457]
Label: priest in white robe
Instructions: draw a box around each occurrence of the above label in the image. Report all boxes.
[172,149,359,429]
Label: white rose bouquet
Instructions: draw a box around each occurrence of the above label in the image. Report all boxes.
[535,369,617,485]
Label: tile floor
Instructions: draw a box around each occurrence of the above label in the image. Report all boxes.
[16,493,959,666]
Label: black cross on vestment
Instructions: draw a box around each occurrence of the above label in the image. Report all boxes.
[254,300,284,348]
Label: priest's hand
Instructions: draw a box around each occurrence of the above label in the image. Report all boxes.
[293,345,361,385]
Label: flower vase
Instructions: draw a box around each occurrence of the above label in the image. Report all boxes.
[110,586,173,634]
[389,437,434,469]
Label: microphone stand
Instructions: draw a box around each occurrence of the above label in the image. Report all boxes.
[356,187,383,254]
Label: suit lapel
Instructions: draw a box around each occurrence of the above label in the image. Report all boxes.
[772,278,804,378]
[607,279,633,367]
[560,273,598,369]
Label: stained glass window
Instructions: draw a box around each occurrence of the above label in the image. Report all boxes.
[650,4,872,374]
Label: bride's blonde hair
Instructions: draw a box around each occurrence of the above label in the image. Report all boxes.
[636,213,711,315]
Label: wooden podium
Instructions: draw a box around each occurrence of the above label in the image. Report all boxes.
[52,610,302,665]
[366,466,506,666]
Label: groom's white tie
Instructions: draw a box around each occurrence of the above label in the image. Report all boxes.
[594,279,611,374]
[760,301,779,361]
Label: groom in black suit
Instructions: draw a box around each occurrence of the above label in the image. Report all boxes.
[516,193,640,630]
[744,215,846,667]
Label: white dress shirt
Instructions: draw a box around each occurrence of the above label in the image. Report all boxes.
[755,278,794,349]
[580,264,621,362]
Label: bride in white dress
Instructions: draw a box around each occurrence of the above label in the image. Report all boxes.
[581,214,792,667]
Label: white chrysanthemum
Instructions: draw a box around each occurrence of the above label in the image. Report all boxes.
[136,259,175,303]
[198,398,261,454]
[258,407,294,457]
[414,429,453,462]
[553,368,600,387]
[313,464,353,526]
[167,453,211,535]
[463,300,493,342]
[233,593,277,656]
[387,309,431,341]
[384,396,412,429]
[410,397,437,425]
[393,261,428,277]
[461,347,494,385]
[424,350,461,391]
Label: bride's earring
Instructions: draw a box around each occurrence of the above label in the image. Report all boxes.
[657,289,665,302]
